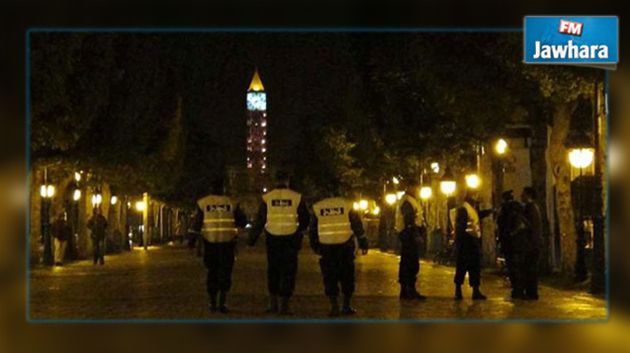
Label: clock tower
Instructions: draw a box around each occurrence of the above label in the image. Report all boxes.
[246,69,268,192]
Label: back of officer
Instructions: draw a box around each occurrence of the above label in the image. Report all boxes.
[394,178,427,300]
[248,171,309,314]
[197,179,247,313]
[310,193,368,316]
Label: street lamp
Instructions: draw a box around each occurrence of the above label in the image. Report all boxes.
[135,200,147,212]
[440,167,456,238]
[358,199,369,211]
[110,195,118,205]
[431,162,440,174]
[419,186,432,201]
[392,176,400,185]
[73,189,81,201]
[568,133,594,282]
[385,193,397,206]
[40,173,55,266]
[91,193,103,208]
[465,173,481,189]
[495,138,508,155]
[569,148,594,169]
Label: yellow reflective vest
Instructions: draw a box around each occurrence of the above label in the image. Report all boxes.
[394,193,423,232]
[263,188,302,236]
[313,197,354,244]
[462,201,481,238]
[197,195,238,243]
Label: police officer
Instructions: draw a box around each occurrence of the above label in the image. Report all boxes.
[248,171,310,314]
[197,179,247,313]
[496,190,524,298]
[394,178,427,300]
[310,194,369,316]
[453,189,492,300]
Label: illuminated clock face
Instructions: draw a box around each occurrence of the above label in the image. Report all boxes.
[247,92,267,111]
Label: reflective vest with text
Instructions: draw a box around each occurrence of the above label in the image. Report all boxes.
[197,195,238,243]
[263,188,302,236]
[313,197,354,244]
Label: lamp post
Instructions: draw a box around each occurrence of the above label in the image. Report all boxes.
[568,134,594,282]
[493,138,508,208]
[40,168,55,266]
[440,167,456,238]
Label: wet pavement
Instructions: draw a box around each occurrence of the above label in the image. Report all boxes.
[29,242,607,321]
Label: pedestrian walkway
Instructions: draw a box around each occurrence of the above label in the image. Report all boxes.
[29,243,606,321]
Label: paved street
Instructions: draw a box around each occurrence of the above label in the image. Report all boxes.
[29,242,606,321]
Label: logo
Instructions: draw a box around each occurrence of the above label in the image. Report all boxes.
[320,207,345,217]
[207,204,231,212]
[271,199,292,207]
[524,16,618,68]
[559,19,583,36]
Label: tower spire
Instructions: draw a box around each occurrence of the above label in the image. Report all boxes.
[248,69,265,92]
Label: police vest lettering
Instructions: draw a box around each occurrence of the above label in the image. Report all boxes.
[263,188,302,236]
[462,201,481,238]
[533,40,609,60]
[394,194,423,232]
[313,197,353,244]
[197,195,238,243]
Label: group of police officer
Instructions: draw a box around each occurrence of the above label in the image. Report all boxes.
[194,171,509,316]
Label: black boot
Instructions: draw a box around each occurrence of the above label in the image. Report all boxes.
[266,295,279,313]
[328,296,340,317]
[218,291,229,313]
[341,295,356,315]
[279,297,292,315]
[472,286,487,300]
[454,285,463,300]
[400,284,411,300]
[408,285,427,300]
[209,292,218,312]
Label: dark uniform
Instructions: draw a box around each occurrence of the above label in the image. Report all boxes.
[516,200,543,299]
[496,193,525,296]
[395,192,427,300]
[196,194,247,313]
[248,186,309,314]
[310,197,368,316]
[454,199,492,300]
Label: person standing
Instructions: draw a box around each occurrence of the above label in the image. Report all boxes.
[454,190,492,300]
[394,178,427,300]
[519,186,543,300]
[496,190,525,298]
[51,211,71,266]
[310,195,369,316]
[248,171,310,314]
[196,179,248,313]
[87,208,108,265]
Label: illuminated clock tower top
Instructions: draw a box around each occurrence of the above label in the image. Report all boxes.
[246,69,267,191]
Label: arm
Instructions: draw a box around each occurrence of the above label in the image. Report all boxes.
[479,208,494,220]
[309,215,320,253]
[349,210,368,254]
[233,204,248,228]
[296,200,310,232]
[247,202,267,246]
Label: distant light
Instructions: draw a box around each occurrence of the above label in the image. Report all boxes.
[74,172,81,182]
[440,181,456,196]
[353,202,360,210]
[245,223,252,229]
[110,195,118,205]
[261,121,267,127]
[73,189,81,201]
[396,191,405,200]
[431,162,440,174]
[371,206,381,216]
[359,199,369,210]
[135,201,146,212]
[263,187,267,193]
[392,176,400,185]
[262,148,267,153]
[127,201,131,208]
[40,185,47,198]
[569,148,594,169]
[91,194,102,206]
[419,186,432,200]
[262,139,266,144]
[385,193,397,205]
[495,139,508,155]
[41,184,56,198]
[465,174,481,189]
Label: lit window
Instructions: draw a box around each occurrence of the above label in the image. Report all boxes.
[261,121,267,127]
[262,164,266,169]
[262,139,266,144]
